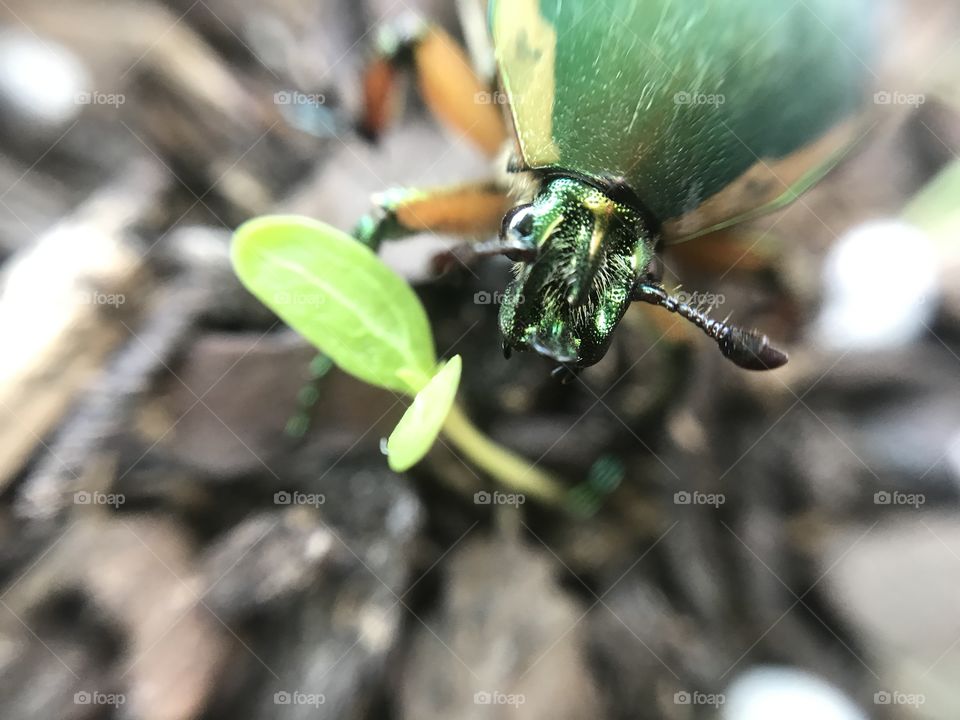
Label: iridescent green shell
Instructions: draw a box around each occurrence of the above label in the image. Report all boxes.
[490,0,874,241]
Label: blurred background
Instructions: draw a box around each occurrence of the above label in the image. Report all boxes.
[0,0,959,718]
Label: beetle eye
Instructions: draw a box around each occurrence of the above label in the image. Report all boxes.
[501,205,535,242]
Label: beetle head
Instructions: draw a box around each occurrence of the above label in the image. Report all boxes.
[498,177,655,368]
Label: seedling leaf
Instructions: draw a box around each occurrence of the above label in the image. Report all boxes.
[387,355,462,471]
[232,215,436,395]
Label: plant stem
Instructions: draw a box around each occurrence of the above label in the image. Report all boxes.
[441,403,567,505]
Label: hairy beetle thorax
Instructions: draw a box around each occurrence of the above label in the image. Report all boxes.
[498,177,657,367]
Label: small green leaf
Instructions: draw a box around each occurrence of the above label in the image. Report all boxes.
[232,215,436,395]
[387,356,462,472]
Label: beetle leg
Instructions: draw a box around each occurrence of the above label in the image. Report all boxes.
[354,181,512,251]
[432,236,538,275]
[632,282,788,371]
[359,15,508,158]
[551,364,583,385]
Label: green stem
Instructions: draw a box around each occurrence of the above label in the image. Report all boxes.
[441,403,567,505]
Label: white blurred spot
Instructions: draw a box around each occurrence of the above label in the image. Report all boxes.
[0,31,89,127]
[724,667,867,720]
[814,220,939,351]
[305,530,333,561]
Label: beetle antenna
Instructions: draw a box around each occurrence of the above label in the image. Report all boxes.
[632,283,788,370]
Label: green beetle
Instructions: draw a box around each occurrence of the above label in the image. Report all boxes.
[353,0,874,377]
